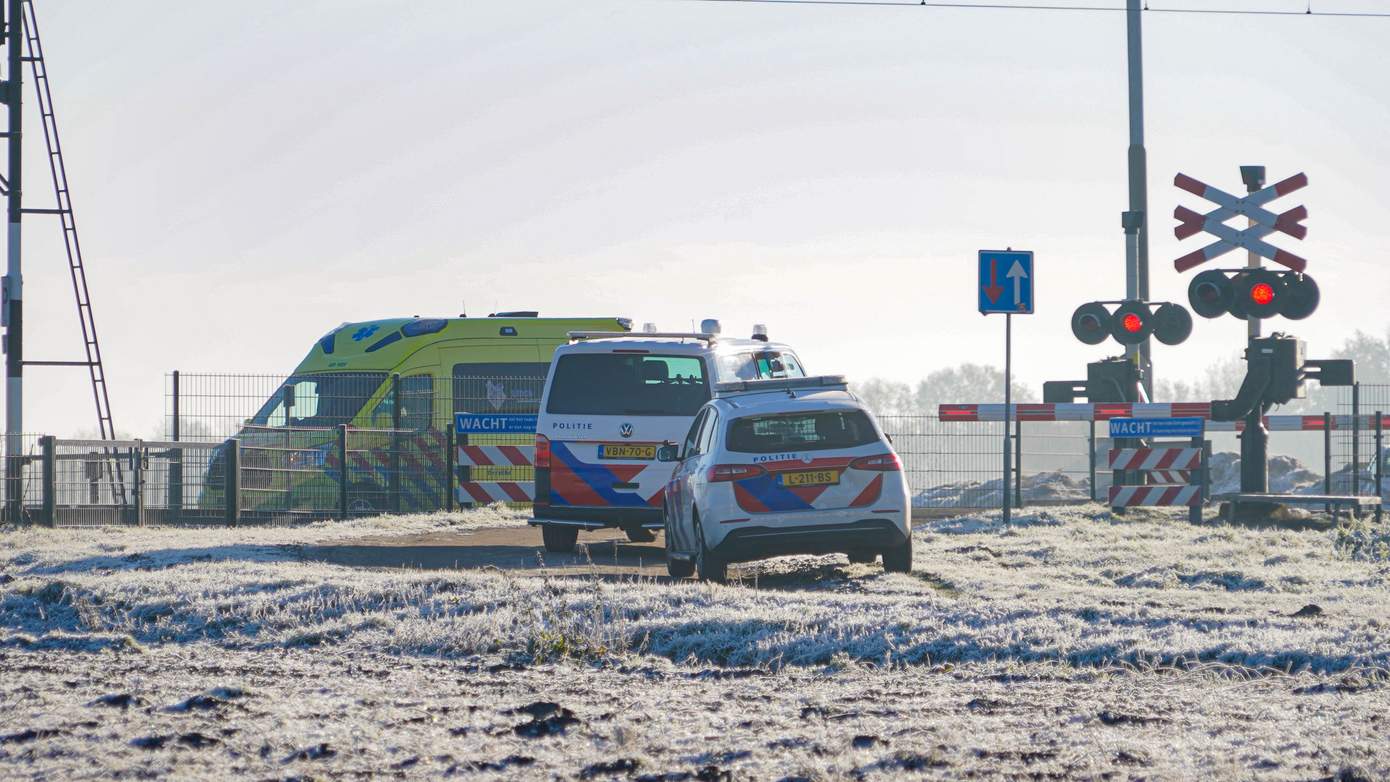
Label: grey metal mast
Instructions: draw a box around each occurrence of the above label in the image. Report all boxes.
[4,0,22,520]
[1124,0,1152,399]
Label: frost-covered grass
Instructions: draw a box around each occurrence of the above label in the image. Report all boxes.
[2,504,1389,779]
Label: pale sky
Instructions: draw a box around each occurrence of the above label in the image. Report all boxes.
[15,0,1390,437]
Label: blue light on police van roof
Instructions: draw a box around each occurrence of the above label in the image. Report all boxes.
[401,318,448,337]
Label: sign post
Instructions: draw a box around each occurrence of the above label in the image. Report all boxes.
[979,249,1034,524]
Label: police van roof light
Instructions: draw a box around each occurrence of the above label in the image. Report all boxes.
[751,324,769,342]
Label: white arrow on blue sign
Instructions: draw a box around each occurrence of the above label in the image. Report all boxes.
[978,250,1034,315]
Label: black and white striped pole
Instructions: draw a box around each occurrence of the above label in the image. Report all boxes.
[3,0,22,522]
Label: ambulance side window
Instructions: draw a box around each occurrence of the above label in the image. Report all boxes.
[370,375,435,431]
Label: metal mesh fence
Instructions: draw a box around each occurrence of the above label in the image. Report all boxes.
[2,433,43,523]
[1334,383,1389,497]
[879,416,1098,508]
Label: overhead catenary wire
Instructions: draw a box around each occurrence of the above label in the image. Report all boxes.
[687,0,1390,18]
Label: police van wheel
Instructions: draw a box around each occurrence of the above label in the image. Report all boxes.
[881,536,912,574]
[625,528,656,543]
[541,524,578,553]
[694,514,727,584]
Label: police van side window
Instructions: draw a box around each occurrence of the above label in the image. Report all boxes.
[719,351,807,381]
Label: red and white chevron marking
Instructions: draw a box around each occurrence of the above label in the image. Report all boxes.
[1108,447,1202,471]
[1109,484,1202,507]
[457,482,534,505]
[457,445,534,467]
[1147,470,1192,485]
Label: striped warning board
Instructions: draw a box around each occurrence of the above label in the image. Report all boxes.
[1109,484,1203,508]
[458,481,535,505]
[458,444,534,467]
[1108,447,1202,472]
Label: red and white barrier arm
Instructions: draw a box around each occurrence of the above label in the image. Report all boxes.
[938,405,1390,432]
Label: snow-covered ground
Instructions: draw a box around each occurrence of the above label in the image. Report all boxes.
[3,505,1389,779]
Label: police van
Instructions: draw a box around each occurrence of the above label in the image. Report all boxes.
[530,320,808,552]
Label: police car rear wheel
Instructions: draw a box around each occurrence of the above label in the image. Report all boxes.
[882,536,912,573]
[541,524,578,553]
[694,514,727,584]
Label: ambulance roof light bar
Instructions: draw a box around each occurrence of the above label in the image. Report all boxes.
[714,375,847,397]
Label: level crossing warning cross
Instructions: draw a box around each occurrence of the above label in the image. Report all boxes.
[1172,172,1309,273]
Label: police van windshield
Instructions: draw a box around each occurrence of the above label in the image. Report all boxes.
[547,354,708,416]
[726,410,878,453]
[251,373,387,427]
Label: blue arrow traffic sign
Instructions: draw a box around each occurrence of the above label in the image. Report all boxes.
[978,250,1034,315]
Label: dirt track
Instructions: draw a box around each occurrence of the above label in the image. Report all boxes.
[301,525,674,577]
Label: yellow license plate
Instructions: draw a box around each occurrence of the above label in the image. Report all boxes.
[778,469,840,487]
[597,443,657,460]
[470,465,535,482]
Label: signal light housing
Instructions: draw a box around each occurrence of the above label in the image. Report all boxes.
[1110,301,1153,345]
[1070,302,1111,345]
[1151,303,1193,346]
[1186,268,1318,321]
[1068,300,1192,348]
[1188,269,1233,319]
[1236,269,1286,319]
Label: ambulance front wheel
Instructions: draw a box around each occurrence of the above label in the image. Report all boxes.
[541,524,578,553]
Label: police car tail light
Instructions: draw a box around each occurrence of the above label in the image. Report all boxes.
[849,453,901,472]
[534,435,551,469]
[708,464,766,482]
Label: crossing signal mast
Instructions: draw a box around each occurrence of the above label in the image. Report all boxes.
[3,0,121,519]
[1170,168,1353,500]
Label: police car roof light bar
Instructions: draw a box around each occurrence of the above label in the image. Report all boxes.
[567,331,717,343]
[714,375,848,397]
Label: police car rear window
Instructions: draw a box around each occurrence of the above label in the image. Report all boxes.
[547,354,708,416]
[726,411,878,453]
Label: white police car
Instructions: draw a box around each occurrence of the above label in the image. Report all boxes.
[531,320,809,553]
[657,375,912,583]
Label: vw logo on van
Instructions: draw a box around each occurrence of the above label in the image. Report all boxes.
[620,423,634,439]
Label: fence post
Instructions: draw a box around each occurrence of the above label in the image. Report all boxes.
[1352,382,1361,500]
[1189,434,1203,525]
[445,424,455,513]
[1324,411,1332,516]
[337,424,349,521]
[1088,420,1097,503]
[132,442,146,527]
[40,436,56,527]
[169,370,183,519]
[223,439,240,527]
[1013,417,1023,509]
[1376,411,1384,525]
[390,373,401,515]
